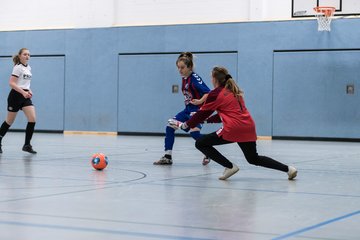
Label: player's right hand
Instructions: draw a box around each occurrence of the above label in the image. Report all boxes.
[23,92,32,99]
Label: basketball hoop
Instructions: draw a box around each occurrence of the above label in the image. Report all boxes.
[313,6,335,31]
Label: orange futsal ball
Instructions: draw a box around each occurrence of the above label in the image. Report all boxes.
[91,153,108,170]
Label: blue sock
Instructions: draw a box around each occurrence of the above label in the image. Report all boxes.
[190,131,201,140]
[165,126,175,151]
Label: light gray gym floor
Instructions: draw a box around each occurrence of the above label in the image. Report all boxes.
[0,132,359,240]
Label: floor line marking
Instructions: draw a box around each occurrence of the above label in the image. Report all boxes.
[272,210,360,240]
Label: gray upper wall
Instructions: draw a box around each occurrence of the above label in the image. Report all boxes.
[0,18,359,138]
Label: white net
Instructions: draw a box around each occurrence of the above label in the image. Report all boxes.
[314,7,335,32]
[315,14,333,31]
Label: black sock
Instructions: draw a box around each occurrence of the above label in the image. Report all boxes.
[25,122,36,145]
[0,121,11,145]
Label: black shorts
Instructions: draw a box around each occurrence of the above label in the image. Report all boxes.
[7,89,33,112]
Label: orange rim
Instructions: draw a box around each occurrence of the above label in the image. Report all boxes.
[314,6,336,17]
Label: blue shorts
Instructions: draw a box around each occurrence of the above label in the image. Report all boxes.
[173,109,202,132]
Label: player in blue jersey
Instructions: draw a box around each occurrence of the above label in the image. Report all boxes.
[154,52,211,165]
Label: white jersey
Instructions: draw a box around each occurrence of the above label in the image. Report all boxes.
[12,64,32,90]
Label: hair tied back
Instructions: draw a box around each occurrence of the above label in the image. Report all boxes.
[225,74,232,80]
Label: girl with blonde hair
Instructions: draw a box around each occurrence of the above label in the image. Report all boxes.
[0,48,37,154]
[171,66,297,180]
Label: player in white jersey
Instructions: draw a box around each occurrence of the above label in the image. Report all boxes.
[0,48,37,154]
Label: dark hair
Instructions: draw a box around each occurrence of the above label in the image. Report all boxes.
[212,66,243,97]
[176,52,194,69]
[13,48,29,65]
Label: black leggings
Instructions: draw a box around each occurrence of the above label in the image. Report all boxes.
[195,132,288,172]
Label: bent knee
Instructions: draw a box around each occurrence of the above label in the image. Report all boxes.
[166,123,178,130]
[195,139,202,150]
[167,124,178,130]
[246,158,261,166]
[195,137,207,149]
[166,125,177,132]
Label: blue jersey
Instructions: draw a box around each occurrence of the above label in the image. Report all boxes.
[181,72,210,112]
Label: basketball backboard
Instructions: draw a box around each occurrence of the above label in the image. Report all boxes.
[292,0,360,17]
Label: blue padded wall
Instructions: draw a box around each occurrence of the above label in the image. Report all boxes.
[117,52,237,134]
[0,18,359,138]
[273,50,360,138]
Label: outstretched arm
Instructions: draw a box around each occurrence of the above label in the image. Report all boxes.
[185,109,214,128]
[168,109,214,130]
[191,93,208,105]
[206,113,222,123]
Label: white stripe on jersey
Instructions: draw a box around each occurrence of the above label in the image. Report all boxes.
[192,73,203,84]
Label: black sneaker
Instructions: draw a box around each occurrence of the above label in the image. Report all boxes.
[153,156,172,165]
[0,145,2,154]
[22,144,37,154]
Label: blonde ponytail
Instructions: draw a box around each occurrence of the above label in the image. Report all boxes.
[225,77,244,97]
[212,66,243,97]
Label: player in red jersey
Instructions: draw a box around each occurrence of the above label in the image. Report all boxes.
[170,66,297,180]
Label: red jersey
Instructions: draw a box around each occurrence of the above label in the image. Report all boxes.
[186,87,257,142]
